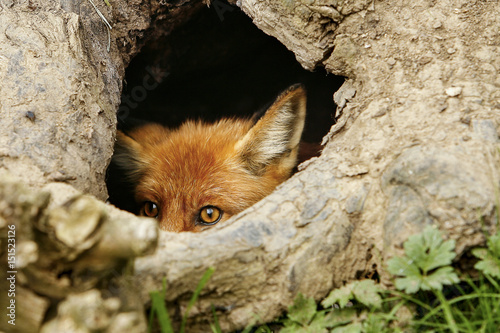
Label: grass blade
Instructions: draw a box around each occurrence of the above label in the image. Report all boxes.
[148,278,174,333]
[150,292,174,333]
[211,304,222,333]
[435,289,458,333]
[180,267,215,333]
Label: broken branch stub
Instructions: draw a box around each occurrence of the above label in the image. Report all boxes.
[0,178,158,333]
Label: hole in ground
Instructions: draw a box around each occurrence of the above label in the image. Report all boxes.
[107,4,344,221]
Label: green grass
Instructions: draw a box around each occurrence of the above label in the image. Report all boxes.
[148,267,215,333]
[248,226,500,333]
[148,226,500,332]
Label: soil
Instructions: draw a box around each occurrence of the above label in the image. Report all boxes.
[0,0,498,332]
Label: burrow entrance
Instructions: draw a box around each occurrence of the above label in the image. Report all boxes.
[107,3,344,213]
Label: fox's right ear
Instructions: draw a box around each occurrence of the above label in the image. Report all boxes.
[112,131,145,182]
[235,84,306,175]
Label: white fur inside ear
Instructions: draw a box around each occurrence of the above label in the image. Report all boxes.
[235,85,306,174]
[255,101,298,162]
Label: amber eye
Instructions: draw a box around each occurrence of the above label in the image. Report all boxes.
[198,206,223,225]
[141,201,159,218]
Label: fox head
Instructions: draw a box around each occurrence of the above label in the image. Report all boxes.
[112,84,306,232]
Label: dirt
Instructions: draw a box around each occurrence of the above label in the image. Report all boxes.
[0,0,499,332]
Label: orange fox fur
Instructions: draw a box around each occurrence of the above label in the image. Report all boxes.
[112,84,306,232]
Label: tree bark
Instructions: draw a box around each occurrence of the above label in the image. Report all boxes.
[136,0,500,331]
[0,179,157,333]
[0,0,499,332]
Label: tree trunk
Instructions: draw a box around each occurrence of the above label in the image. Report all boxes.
[136,0,500,331]
[0,0,499,332]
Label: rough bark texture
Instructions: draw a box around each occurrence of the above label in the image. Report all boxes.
[135,0,500,331]
[0,0,499,332]
[0,1,193,332]
[0,4,113,199]
[0,177,158,333]
[0,0,203,200]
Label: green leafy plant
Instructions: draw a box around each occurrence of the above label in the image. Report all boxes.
[275,280,386,333]
[281,293,328,332]
[251,226,500,333]
[472,232,500,279]
[387,225,459,293]
[148,226,500,332]
[148,267,215,333]
[322,279,383,309]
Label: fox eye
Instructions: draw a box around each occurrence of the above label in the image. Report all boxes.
[141,201,159,218]
[198,206,223,225]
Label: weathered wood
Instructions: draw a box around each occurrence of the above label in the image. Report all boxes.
[0,1,198,331]
[135,0,500,331]
[0,0,499,332]
[0,178,157,333]
[0,0,202,200]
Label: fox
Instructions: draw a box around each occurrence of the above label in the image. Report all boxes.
[111,84,307,232]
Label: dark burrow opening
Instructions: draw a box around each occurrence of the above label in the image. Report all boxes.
[106,3,344,215]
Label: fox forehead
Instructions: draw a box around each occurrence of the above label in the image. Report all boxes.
[134,119,253,179]
[131,119,262,229]
[134,119,253,183]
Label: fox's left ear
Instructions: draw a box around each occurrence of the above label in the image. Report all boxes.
[235,84,306,175]
[113,130,146,182]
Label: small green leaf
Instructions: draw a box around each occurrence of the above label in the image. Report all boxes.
[394,275,422,294]
[282,318,325,333]
[472,248,488,260]
[404,226,456,273]
[472,231,500,278]
[488,233,500,257]
[281,320,302,333]
[287,293,317,326]
[422,238,456,272]
[387,256,420,278]
[352,280,383,309]
[321,284,354,308]
[404,232,429,264]
[323,308,357,328]
[393,265,459,294]
[322,280,383,309]
[474,253,500,278]
[388,226,458,293]
[362,312,392,333]
[331,322,363,333]
[307,311,329,332]
[420,266,460,291]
